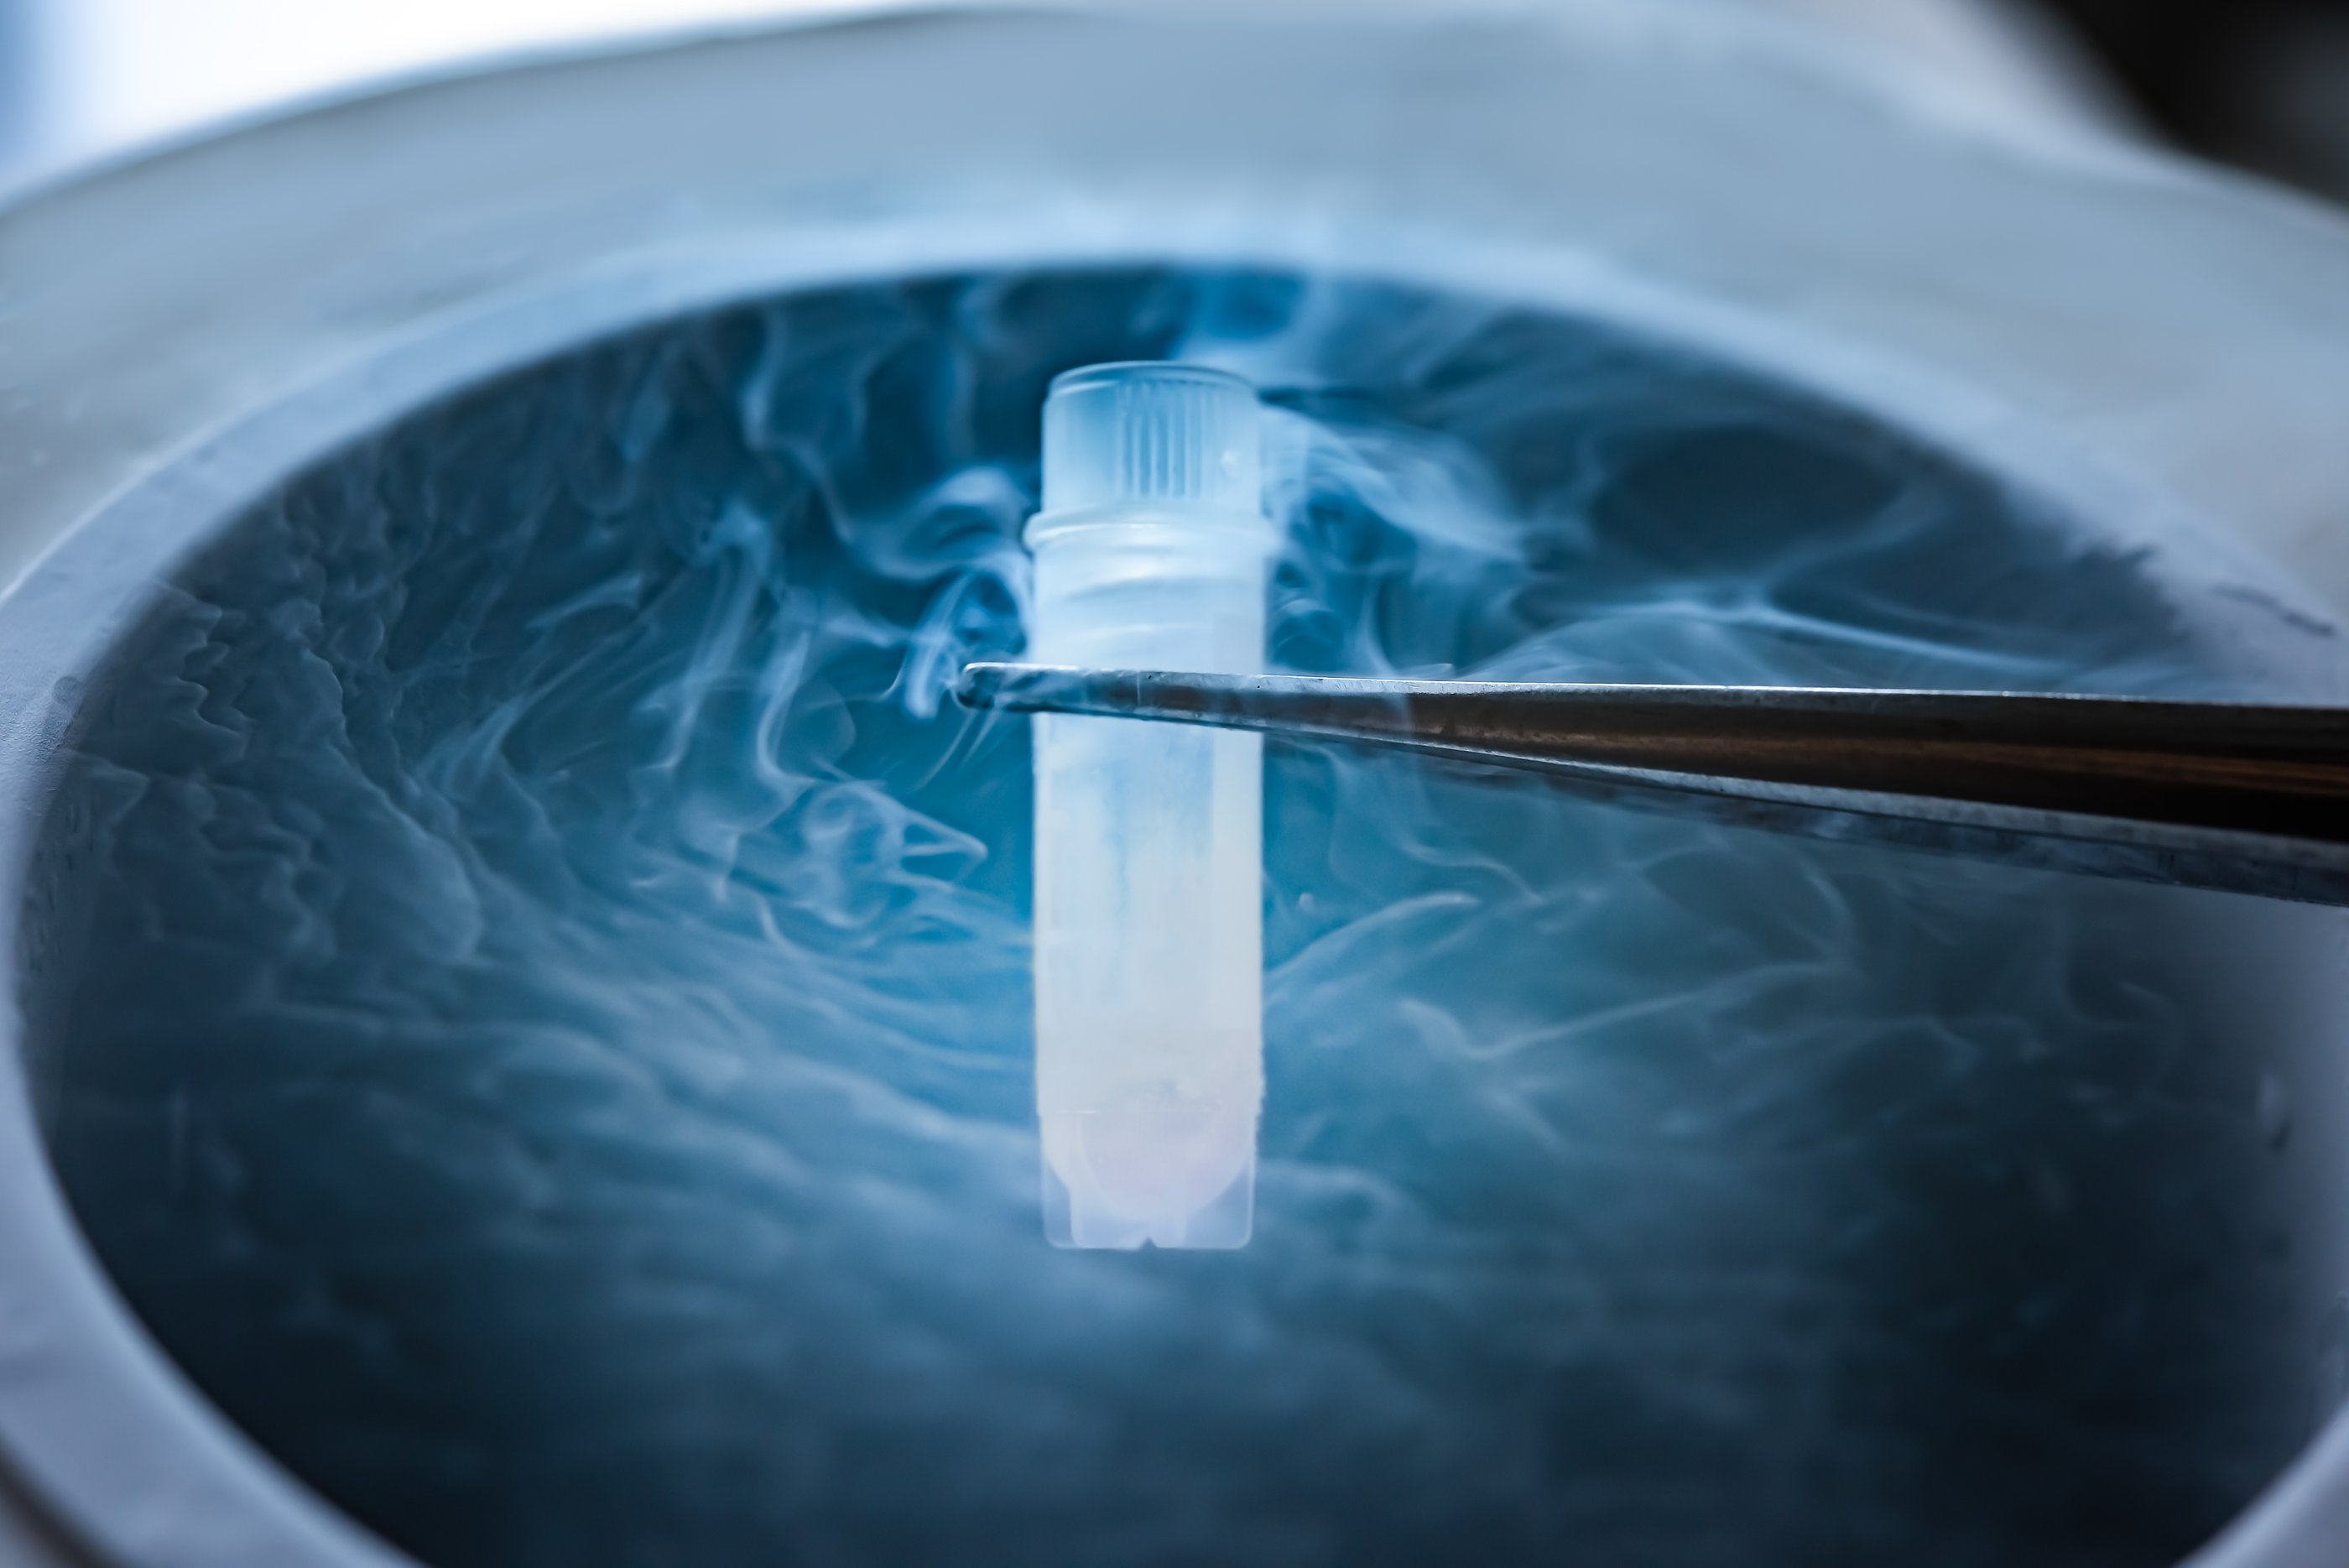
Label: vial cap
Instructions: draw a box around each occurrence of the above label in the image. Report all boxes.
[1042,362,1261,514]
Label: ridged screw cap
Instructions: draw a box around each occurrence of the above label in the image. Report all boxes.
[1042,362,1260,513]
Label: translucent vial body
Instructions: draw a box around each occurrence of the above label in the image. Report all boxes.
[1025,363,1274,1248]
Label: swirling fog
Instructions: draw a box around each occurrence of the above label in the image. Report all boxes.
[28,268,2335,1567]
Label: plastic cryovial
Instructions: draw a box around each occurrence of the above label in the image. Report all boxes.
[1024,362,1275,1249]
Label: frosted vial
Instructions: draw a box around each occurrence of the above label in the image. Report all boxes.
[1025,362,1275,1249]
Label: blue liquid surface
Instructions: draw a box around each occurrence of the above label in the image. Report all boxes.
[29,269,2334,1567]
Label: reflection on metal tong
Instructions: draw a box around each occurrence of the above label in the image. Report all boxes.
[956,662,2349,908]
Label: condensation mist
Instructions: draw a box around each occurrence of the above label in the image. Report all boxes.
[24,268,2336,1568]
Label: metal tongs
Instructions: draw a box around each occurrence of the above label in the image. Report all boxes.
[956,663,2349,907]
